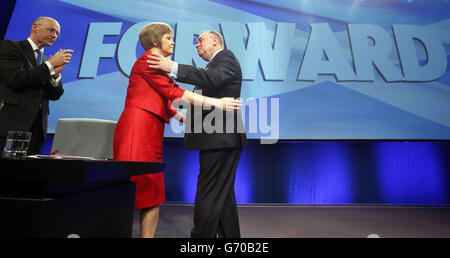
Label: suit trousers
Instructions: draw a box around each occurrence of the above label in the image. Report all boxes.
[191,147,242,238]
[0,136,5,155]
[28,109,44,155]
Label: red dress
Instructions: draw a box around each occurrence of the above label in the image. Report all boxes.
[113,49,185,209]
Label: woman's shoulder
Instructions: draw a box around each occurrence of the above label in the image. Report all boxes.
[136,49,153,63]
[133,49,160,73]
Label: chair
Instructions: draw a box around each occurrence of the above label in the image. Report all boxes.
[50,118,117,159]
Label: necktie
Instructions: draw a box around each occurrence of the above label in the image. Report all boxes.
[36,49,43,65]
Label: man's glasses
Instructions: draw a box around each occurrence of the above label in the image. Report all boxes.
[36,23,60,38]
[45,27,61,38]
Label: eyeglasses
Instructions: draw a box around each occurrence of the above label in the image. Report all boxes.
[45,27,61,38]
[36,23,60,38]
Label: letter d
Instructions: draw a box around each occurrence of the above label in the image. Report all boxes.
[393,25,447,81]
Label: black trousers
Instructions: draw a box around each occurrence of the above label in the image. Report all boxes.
[191,148,242,238]
[27,109,44,155]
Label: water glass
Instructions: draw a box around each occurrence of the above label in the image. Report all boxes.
[2,131,32,159]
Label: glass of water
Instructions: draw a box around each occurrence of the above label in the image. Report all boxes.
[2,131,32,159]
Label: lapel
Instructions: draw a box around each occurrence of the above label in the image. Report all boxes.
[18,40,38,68]
[206,50,223,69]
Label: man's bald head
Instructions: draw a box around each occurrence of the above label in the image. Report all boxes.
[30,17,60,49]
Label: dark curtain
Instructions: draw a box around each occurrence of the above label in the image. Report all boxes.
[0,0,17,40]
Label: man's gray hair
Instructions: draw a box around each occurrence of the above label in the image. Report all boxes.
[203,30,224,47]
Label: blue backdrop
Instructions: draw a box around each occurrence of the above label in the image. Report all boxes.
[41,137,450,204]
[4,0,450,140]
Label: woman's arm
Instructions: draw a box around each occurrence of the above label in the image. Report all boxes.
[139,57,241,111]
[180,90,241,111]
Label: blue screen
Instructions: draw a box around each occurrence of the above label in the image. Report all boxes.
[5,0,450,140]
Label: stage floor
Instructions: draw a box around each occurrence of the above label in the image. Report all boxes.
[132,203,450,238]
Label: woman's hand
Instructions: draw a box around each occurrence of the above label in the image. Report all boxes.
[181,91,242,111]
[173,111,186,123]
[217,97,242,111]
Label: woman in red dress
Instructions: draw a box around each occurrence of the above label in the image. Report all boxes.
[113,22,241,238]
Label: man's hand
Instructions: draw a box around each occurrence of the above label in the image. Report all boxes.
[48,49,74,67]
[52,64,66,79]
[147,53,174,73]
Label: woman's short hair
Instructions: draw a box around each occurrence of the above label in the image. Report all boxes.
[139,22,174,50]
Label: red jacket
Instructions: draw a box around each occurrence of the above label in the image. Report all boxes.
[124,49,185,123]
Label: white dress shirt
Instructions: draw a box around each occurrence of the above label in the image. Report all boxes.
[27,38,61,85]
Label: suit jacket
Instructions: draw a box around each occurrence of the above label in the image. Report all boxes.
[177,49,248,150]
[125,49,185,123]
[0,39,64,140]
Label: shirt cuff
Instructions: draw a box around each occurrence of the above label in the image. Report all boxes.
[55,74,61,84]
[169,62,179,79]
[45,60,56,77]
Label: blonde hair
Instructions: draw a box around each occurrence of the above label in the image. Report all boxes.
[139,22,174,50]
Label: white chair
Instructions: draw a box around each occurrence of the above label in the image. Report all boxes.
[51,118,117,159]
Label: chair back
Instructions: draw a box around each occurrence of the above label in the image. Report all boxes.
[51,118,117,159]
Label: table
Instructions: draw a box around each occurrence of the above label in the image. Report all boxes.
[0,158,164,238]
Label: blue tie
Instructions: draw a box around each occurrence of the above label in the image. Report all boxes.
[36,49,42,65]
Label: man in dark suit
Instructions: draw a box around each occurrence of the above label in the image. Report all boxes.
[149,30,247,238]
[0,17,73,155]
